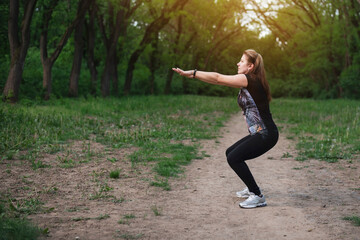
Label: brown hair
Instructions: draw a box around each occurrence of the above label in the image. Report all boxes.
[243,49,272,102]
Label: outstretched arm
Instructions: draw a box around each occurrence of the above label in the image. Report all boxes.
[172,68,248,88]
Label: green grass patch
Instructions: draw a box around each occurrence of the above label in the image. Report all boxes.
[343,216,360,226]
[0,215,44,240]
[0,201,46,240]
[0,95,237,191]
[272,99,360,162]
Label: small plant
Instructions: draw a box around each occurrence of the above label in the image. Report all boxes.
[281,152,293,158]
[89,181,114,200]
[124,214,135,219]
[151,205,162,216]
[31,159,50,170]
[94,214,110,220]
[112,197,125,204]
[107,157,118,163]
[57,155,76,168]
[110,169,121,179]
[292,166,309,170]
[118,214,135,225]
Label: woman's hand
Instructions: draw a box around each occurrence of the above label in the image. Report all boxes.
[172,68,194,78]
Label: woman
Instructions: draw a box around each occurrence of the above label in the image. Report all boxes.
[172,49,278,209]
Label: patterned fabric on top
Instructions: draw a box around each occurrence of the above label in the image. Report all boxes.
[237,88,267,135]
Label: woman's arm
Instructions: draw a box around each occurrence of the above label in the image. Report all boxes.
[172,68,248,88]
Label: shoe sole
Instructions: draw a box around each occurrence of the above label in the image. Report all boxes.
[239,202,267,209]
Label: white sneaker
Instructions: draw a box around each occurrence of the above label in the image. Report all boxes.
[236,187,250,198]
[239,193,267,208]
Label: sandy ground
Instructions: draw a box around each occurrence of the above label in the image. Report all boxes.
[1,113,359,240]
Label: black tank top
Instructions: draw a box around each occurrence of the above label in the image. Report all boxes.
[237,74,277,134]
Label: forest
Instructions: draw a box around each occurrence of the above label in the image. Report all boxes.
[0,0,359,102]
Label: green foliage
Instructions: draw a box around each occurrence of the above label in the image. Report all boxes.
[20,47,43,99]
[340,64,360,99]
[0,2,8,57]
[0,55,10,94]
[2,0,359,100]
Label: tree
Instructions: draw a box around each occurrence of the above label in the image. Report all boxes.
[2,0,37,102]
[69,0,95,97]
[85,2,99,96]
[96,0,142,97]
[123,0,189,95]
[40,0,91,100]
[248,0,360,98]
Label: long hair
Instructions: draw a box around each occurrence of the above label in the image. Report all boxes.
[243,49,272,102]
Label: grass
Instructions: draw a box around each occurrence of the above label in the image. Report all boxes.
[1,95,237,184]
[0,215,44,240]
[0,201,46,240]
[271,99,360,162]
[1,96,360,239]
[118,214,136,225]
[343,216,360,226]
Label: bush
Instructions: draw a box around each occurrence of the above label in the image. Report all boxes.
[340,64,360,99]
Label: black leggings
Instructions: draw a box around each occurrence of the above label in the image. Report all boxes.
[225,129,278,196]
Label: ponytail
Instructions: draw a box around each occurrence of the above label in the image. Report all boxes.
[244,49,272,102]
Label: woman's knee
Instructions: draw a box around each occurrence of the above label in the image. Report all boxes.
[227,152,244,167]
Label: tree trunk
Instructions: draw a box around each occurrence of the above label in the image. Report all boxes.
[101,53,115,97]
[124,49,142,95]
[69,4,86,97]
[97,2,123,97]
[42,60,53,100]
[4,62,23,101]
[85,3,98,95]
[149,34,159,94]
[2,0,37,102]
[101,44,118,97]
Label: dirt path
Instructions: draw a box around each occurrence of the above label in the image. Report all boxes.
[2,113,359,239]
[108,113,359,240]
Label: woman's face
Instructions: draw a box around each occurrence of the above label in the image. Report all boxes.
[237,54,252,74]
